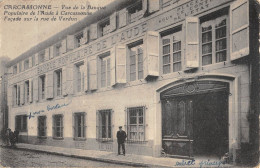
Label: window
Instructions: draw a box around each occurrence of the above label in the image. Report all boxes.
[32,55,35,67]
[17,85,20,105]
[38,116,46,137]
[127,107,145,142]
[99,19,110,36]
[13,85,18,106]
[100,53,111,88]
[38,52,45,64]
[55,43,61,57]
[13,65,17,75]
[162,28,182,74]
[24,59,29,70]
[201,15,227,66]
[39,75,45,100]
[25,81,29,103]
[76,63,85,92]
[128,1,143,23]
[74,113,86,139]
[75,33,83,48]
[15,115,27,132]
[97,110,112,141]
[19,62,22,72]
[54,69,62,97]
[53,115,63,139]
[129,42,143,81]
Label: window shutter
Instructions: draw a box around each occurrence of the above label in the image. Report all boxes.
[90,23,98,40]
[143,31,160,79]
[110,47,116,86]
[84,59,88,92]
[45,48,50,61]
[46,71,54,99]
[142,0,148,15]
[20,83,24,105]
[35,53,39,65]
[81,27,89,45]
[12,86,16,106]
[29,57,33,68]
[185,17,199,68]
[89,57,97,90]
[96,111,101,139]
[116,45,126,84]
[29,79,33,103]
[60,39,67,54]
[118,8,128,28]
[62,67,67,96]
[110,12,117,32]
[148,0,160,13]
[230,0,249,61]
[7,86,12,106]
[33,77,38,102]
[67,35,75,51]
[66,64,74,95]
[49,46,54,59]
[20,61,24,72]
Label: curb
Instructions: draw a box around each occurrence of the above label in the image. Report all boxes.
[11,146,172,168]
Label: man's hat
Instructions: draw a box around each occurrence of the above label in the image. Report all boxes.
[119,126,122,128]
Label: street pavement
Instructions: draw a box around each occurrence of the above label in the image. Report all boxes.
[0,146,134,167]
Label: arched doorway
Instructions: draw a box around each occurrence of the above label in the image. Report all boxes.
[161,80,229,159]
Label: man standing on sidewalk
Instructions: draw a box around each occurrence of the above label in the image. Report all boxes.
[117,126,126,156]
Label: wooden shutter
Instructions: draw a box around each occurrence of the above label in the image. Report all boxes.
[29,79,33,103]
[230,0,249,61]
[29,57,33,68]
[118,8,128,28]
[45,48,50,61]
[67,35,75,51]
[66,64,74,95]
[82,27,89,45]
[46,71,54,99]
[148,0,160,13]
[110,47,116,86]
[96,111,101,139]
[61,39,67,54]
[33,77,38,102]
[142,0,148,15]
[62,67,67,96]
[89,57,97,90]
[20,83,24,105]
[50,46,54,59]
[110,12,117,32]
[84,59,88,92]
[116,45,126,84]
[143,31,160,79]
[185,17,199,68]
[35,53,39,65]
[90,23,98,40]
[7,86,12,106]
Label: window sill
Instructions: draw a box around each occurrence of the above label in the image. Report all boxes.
[126,140,147,144]
[96,138,113,143]
[37,136,47,139]
[52,137,64,140]
[73,137,86,141]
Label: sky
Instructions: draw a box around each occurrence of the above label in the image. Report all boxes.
[0,0,115,60]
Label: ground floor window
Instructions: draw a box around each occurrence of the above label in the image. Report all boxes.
[38,116,46,137]
[127,107,145,142]
[53,114,63,139]
[15,115,27,132]
[74,112,86,139]
[97,109,112,141]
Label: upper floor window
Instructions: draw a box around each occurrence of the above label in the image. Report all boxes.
[13,85,18,106]
[97,109,112,141]
[15,115,27,132]
[201,15,227,66]
[17,85,20,106]
[38,52,45,64]
[25,80,29,104]
[128,1,143,23]
[13,65,17,75]
[54,69,62,97]
[99,52,111,88]
[32,55,35,67]
[162,28,182,74]
[75,33,83,48]
[99,19,110,36]
[24,59,29,70]
[19,62,22,72]
[55,43,62,57]
[39,75,45,101]
[76,63,85,93]
[129,42,143,81]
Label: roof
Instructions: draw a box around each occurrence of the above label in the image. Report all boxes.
[7,0,134,67]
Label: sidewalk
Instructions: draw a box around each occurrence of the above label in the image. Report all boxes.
[12,143,232,168]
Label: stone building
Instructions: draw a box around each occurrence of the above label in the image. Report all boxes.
[4,0,259,165]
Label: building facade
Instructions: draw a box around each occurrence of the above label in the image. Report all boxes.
[4,0,259,165]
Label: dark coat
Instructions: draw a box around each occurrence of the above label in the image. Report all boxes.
[117,130,127,144]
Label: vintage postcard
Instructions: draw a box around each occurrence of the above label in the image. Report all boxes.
[0,0,259,167]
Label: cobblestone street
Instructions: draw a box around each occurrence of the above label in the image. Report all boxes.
[0,146,134,167]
